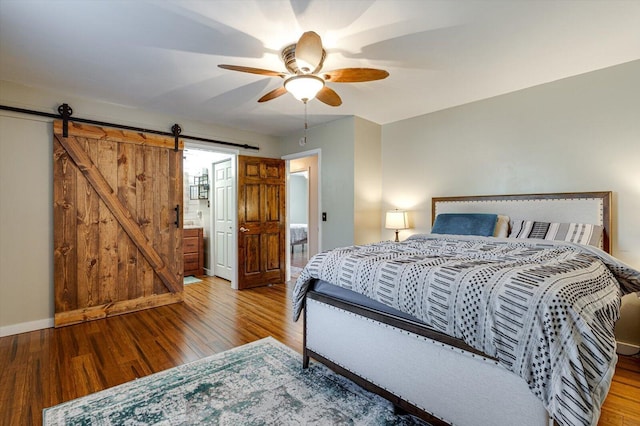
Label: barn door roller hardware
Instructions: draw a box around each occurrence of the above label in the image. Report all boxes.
[58,103,73,137]
[171,124,181,152]
[0,103,260,151]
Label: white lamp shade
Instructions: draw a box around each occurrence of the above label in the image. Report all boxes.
[284,75,325,101]
[385,210,408,230]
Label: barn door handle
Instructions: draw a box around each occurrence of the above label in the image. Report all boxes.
[174,205,180,227]
[240,226,250,232]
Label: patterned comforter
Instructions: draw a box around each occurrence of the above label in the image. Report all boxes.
[292,235,640,426]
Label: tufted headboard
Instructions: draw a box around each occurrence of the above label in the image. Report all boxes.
[432,192,612,253]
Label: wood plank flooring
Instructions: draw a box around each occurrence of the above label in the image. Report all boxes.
[0,277,638,426]
[291,245,309,268]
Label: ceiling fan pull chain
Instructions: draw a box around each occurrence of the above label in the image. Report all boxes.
[304,101,308,144]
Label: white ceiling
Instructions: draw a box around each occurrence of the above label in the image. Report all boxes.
[1,0,639,137]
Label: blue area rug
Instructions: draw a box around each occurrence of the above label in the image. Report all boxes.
[43,337,427,425]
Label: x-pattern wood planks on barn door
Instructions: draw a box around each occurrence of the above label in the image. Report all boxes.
[53,121,184,327]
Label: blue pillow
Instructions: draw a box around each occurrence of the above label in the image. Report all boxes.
[431,213,498,237]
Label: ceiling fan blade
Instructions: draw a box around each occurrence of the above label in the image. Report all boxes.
[323,68,389,83]
[258,86,288,103]
[316,87,342,107]
[295,31,323,73]
[218,64,285,78]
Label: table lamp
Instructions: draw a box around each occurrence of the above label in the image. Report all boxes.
[385,210,409,242]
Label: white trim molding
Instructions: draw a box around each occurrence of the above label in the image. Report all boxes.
[617,341,640,356]
[0,317,54,337]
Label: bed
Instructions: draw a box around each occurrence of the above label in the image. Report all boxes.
[292,192,640,426]
[290,223,308,252]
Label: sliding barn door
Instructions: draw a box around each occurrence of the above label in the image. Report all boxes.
[53,120,183,327]
[237,155,286,289]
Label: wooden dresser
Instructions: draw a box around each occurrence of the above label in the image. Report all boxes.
[183,227,204,277]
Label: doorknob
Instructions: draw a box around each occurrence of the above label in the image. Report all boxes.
[239,227,250,232]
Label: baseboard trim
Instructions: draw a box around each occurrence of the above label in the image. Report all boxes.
[616,340,640,356]
[0,318,54,337]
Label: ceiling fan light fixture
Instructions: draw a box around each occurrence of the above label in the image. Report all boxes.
[219,32,386,107]
[284,75,325,102]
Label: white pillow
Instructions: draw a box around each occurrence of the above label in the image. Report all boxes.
[508,219,603,247]
[493,215,510,238]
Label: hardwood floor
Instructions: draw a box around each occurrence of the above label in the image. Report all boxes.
[291,245,308,268]
[0,277,302,426]
[0,277,638,426]
[601,355,640,426]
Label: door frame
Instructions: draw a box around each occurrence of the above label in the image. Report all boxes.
[184,142,238,289]
[282,149,322,281]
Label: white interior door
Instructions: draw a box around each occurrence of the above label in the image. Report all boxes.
[214,159,233,281]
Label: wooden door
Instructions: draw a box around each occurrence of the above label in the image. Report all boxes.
[214,159,233,281]
[53,120,183,327]
[237,155,286,289]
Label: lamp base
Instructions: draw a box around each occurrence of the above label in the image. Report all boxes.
[394,230,400,242]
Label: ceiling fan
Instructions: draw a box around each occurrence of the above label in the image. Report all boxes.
[218,31,389,106]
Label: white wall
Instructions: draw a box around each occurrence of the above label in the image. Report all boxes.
[0,115,53,335]
[381,60,640,347]
[289,173,308,224]
[0,80,281,335]
[280,116,384,248]
[354,117,382,245]
[280,117,356,250]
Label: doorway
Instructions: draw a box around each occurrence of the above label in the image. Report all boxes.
[183,144,237,288]
[285,151,320,280]
[289,169,309,271]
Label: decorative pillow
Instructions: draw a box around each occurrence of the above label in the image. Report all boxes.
[493,215,510,238]
[431,213,497,237]
[508,219,603,247]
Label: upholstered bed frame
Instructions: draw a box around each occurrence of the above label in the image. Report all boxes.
[302,191,612,426]
[432,192,611,253]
